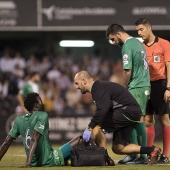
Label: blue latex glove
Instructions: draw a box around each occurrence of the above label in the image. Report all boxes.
[83,129,92,142]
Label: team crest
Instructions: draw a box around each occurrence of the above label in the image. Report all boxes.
[123,54,128,60]
[39,124,44,129]
[154,56,160,62]
[123,54,128,65]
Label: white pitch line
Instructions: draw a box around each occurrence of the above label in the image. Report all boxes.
[6,154,26,157]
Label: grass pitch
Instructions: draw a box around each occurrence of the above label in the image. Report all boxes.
[0,142,170,170]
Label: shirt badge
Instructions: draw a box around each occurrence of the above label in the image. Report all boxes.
[123,54,128,65]
[39,124,44,129]
[154,56,160,62]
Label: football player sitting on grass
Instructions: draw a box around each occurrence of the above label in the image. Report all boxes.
[0,92,114,167]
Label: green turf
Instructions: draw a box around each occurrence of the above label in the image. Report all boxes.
[0,142,169,170]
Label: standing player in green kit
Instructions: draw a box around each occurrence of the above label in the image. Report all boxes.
[17,72,40,113]
[106,24,150,164]
[0,92,80,167]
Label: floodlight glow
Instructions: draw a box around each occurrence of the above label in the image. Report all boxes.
[59,40,94,47]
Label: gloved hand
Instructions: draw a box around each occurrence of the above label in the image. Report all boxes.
[83,129,92,142]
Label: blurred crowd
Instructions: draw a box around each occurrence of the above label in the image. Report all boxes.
[0,47,123,117]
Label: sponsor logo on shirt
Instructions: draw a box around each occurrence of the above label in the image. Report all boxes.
[54,150,59,157]
[154,56,160,62]
[144,90,150,96]
[123,54,128,65]
[39,124,44,129]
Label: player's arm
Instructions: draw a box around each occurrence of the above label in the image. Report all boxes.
[0,116,20,161]
[83,85,109,142]
[163,41,170,102]
[123,69,131,88]
[164,62,170,101]
[88,87,111,129]
[122,46,132,88]
[83,85,110,142]
[17,93,23,107]
[25,112,47,167]
[17,93,28,113]
[25,130,41,167]
[0,135,14,161]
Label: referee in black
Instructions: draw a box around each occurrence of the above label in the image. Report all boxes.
[74,71,161,165]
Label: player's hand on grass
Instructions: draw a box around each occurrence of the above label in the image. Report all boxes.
[19,165,31,168]
[83,129,92,142]
[19,163,31,168]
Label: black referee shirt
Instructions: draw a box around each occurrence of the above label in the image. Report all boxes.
[88,80,142,129]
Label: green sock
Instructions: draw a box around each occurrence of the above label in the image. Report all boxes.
[130,129,138,144]
[59,143,72,160]
[135,122,147,159]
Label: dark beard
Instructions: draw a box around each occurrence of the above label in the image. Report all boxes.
[39,104,45,111]
[117,37,124,47]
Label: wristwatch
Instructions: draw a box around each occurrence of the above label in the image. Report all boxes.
[166,87,170,91]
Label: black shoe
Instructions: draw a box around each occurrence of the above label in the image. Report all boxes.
[126,157,148,164]
[157,154,169,164]
[148,146,162,165]
[118,155,138,164]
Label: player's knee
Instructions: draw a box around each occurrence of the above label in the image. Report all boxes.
[112,145,118,154]
[144,115,154,127]
[112,147,122,154]
[160,116,170,126]
[140,115,146,122]
[112,144,123,154]
[145,121,154,127]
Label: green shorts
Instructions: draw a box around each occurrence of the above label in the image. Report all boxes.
[53,148,65,166]
[128,87,150,116]
[53,142,72,166]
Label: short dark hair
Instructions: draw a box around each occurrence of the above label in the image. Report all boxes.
[24,92,40,112]
[29,72,39,78]
[135,18,152,26]
[106,24,125,38]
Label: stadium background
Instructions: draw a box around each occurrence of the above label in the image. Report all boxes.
[0,0,170,144]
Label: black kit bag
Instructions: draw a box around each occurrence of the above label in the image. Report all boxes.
[70,137,106,166]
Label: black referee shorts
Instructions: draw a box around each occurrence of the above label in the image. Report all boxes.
[101,109,141,146]
[146,79,170,115]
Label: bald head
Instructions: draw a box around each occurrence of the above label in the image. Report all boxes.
[74,71,93,81]
[74,71,94,94]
